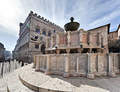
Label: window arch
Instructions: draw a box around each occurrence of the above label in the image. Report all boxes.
[54,30,55,33]
[48,31,51,36]
[43,29,46,35]
[35,26,40,33]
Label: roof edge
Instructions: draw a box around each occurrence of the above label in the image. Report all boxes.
[87,23,110,34]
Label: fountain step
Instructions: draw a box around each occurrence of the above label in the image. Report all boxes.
[19,64,120,92]
[7,65,35,92]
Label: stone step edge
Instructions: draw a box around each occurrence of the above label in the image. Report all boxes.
[19,74,70,92]
[7,86,10,92]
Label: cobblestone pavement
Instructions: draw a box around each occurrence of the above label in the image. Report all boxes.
[0,64,120,92]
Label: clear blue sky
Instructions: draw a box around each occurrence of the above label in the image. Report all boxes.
[0,0,120,52]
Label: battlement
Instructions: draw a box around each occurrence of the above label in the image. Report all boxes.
[29,11,64,31]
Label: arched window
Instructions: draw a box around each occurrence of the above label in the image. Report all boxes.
[43,29,46,35]
[48,31,51,36]
[36,27,40,33]
[54,30,55,33]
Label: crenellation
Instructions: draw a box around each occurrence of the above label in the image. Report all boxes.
[30,11,33,15]
[41,17,44,20]
[34,13,37,16]
[44,18,47,22]
[28,11,64,31]
[37,15,41,18]
[31,12,63,30]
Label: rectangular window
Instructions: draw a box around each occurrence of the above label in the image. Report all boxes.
[35,44,39,49]
[43,31,46,35]
[112,36,113,38]
[36,28,40,33]
[48,32,51,36]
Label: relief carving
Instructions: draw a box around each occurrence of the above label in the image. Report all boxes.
[59,56,65,70]
[69,56,77,71]
[51,56,57,69]
[79,56,87,71]
[70,34,79,44]
[60,36,67,44]
[98,56,106,71]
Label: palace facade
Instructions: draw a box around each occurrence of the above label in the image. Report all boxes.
[13,11,64,63]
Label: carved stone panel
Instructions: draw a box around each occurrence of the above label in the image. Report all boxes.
[50,56,57,70]
[92,35,97,45]
[78,54,87,73]
[69,55,77,72]
[114,54,119,70]
[70,34,79,44]
[98,55,107,72]
[83,34,87,43]
[59,55,65,72]
[60,36,67,44]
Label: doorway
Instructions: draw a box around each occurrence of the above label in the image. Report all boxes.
[41,44,46,54]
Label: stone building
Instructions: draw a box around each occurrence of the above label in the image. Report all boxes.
[108,24,120,52]
[13,11,64,63]
[0,43,5,61]
[5,50,11,59]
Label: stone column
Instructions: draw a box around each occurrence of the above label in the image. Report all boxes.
[88,48,92,53]
[66,49,70,54]
[79,29,83,43]
[45,55,51,75]
[56,50,60,54]
[108,53,116,77]
[86,53,95,79]
[63,54,70,78]
[56,33,60,47]
[57,55,59,71]
[67,31,71,46]
[88,32,92,46]
[77,48,83,53]
[32,55,36,68]
[50,50,54,54]
[35,55,40,71]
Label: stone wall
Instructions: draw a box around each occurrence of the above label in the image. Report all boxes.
[33,53,120,79]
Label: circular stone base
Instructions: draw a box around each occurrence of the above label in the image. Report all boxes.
[18,64,120,92]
